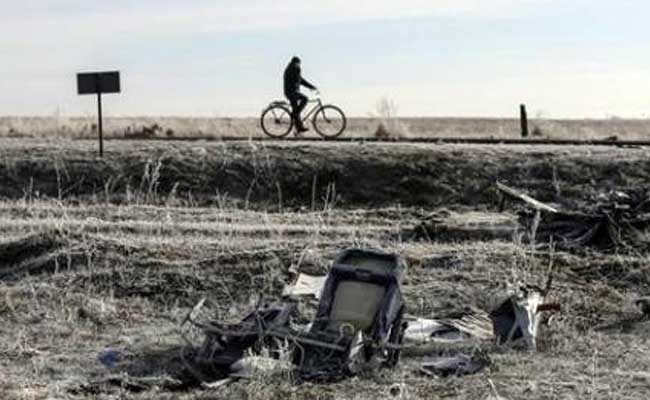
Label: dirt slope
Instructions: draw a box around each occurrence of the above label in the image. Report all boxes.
[1,139,649,209]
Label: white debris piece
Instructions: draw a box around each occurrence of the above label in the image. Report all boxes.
[404,318,470,343]
[230,356,292,379]
[404,313,494,345]
[282,273,327,299]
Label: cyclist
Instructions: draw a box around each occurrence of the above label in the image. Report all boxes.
[284,56,318,134]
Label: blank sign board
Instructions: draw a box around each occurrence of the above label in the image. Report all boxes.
[77,71,121,95]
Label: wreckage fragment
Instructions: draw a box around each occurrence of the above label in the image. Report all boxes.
[489,278,559,350]
[496,181,558,213]
[185,302,296,374]
[293,249,408,381]
[497,181,650,252]
[182,248,409,384]
[404,312,493,345]
[229,356,292,379]
[282,273,326,300]
[419,352,491,378]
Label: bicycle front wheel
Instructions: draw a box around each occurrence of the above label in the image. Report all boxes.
[313,105,346,139]
[261,105,293,138]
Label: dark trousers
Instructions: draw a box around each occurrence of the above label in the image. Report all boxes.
[286,92,308,128]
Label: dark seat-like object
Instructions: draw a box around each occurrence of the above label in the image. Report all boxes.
[294,249,407,381]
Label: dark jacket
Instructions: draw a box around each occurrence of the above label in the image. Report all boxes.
[284,61,316,97]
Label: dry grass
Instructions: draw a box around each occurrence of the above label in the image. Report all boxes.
[1,139,650,211]
[3,115,650,140]
[1,139,649,398]
[2,201,650,399]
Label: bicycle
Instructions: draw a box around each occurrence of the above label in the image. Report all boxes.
[260,93,347,139]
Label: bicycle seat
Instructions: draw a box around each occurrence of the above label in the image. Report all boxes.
[270,100,289,106]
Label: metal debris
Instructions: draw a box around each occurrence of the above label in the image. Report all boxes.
[282,273,326,299]
[419,352,491,378]
[182,248,409,384]
[490,275,559,350]
[293,249,407,382]
[404,312,493,345]
[229,356,292,379]
[497,181,650,251]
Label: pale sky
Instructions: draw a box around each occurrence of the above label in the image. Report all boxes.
[1,0,649,118]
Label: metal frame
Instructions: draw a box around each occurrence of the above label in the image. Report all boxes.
[298,98,324,123]
[267,97,323,124]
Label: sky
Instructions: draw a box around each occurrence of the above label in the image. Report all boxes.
[1,0,649,118]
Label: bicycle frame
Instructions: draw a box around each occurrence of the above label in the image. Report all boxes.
[298,98,323,123]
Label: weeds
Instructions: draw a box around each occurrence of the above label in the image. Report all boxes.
[372,97,410,139]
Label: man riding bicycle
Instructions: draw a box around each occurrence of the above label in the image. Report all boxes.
[284,56,318,134]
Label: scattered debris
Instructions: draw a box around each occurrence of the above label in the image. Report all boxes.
[229,356,292,379]
[411,182,650,252]
[186,301,296,372]
[293,249,407,382]
[489,272,559,350]
[497,181,650,252]
[97,349,121,369]
[282,273,326,300]
[406,318,470,343]
[179,246,562,388]
[404,312,493,345]
[419,352,491,378]
[201,377,233,389]
[182,248,408,384]
[497,182,558,214]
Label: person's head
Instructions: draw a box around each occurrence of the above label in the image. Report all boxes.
[290,56,301,66]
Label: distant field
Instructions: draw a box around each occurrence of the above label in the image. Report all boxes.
[3,116,650,140]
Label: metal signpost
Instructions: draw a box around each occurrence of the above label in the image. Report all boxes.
[77,71,121,157]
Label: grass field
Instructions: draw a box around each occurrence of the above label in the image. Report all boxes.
[3,116,650,140]
[1,139,650,399]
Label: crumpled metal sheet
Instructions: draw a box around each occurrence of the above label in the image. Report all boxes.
[404,313,494,345]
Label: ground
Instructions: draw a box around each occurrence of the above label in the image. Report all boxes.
[1,139,650,399]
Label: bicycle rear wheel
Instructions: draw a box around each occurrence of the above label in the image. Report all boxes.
[261,105,293,138]
[313,105,346,139]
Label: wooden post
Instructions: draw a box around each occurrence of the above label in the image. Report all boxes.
[520,104,529,138]
[97,91,104,157]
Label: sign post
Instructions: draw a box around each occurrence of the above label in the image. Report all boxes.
[77,71,121,157]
